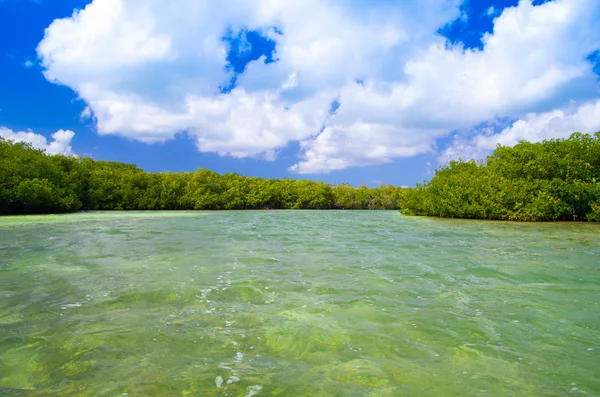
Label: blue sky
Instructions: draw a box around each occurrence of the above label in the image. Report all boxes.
[1,0,599,187]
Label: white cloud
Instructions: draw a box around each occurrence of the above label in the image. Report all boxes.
[291,123,438,174]
[440,99,600,163]
[80,106,93,120]
[36,0,600,173]
[24,60,34,68]
[0,127,76,156]
[38,0,173,73]
[486,6,496,16]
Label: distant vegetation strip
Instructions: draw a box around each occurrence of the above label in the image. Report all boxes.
[0,138,405,214]
[2,133,599,221]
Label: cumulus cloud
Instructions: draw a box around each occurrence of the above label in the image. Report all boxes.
[440,99,600,163]
[36,0,600,173]
[291,123,437,174]
[0,127,76,156]
[79,106,93,120]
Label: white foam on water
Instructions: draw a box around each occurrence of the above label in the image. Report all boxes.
[244,385,262,397]
[61,303,82,309]
[215,376,223,388]
[227,376,240,384]
[199,288,215,299]
[235,352,243,362]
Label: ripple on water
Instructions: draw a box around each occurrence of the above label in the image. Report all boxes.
[0,211,599,395]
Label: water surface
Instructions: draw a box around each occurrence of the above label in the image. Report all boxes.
[1,211,599,396]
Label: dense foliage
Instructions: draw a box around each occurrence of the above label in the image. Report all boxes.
[402,132,600,221]
[4,133,599,220]
[0,138,406,214]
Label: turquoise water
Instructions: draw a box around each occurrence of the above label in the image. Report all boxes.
[0,211,599,396]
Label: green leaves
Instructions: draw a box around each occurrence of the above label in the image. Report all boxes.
[402,132,600,222]
[0,139,407,214]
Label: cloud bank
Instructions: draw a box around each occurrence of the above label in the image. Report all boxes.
[0,127,76,156]
[36,0,600,172]
[440,99,600,163]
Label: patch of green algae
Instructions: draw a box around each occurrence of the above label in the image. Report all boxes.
[1,211,599,396]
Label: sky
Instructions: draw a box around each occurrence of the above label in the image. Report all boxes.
[1,0,599,187]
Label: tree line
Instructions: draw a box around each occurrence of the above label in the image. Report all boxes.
[0,137,406,214]
[402,132,600,221]
[3,132,599,220]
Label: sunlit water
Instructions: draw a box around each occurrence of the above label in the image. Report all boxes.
[1,211,599,396]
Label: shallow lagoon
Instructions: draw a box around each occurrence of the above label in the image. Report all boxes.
[1,211,599,396]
